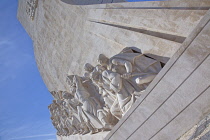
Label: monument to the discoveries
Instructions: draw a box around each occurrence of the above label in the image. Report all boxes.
[18,0,210,139]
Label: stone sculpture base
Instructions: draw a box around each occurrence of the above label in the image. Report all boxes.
[56,132,109,140]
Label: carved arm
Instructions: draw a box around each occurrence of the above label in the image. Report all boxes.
[112,58,133,73]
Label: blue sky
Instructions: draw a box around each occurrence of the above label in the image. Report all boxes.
[0,0,56,140]
[0,0,164,140]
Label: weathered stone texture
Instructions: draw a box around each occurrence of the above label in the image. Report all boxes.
[105,9,210,140]
[17,0,210,139]
[178,113,210,140]
[17,0,210,92]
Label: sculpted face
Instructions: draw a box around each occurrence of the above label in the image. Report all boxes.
[69,83,76,94]
[98,54,109,66]
[66,75,76,93]
[50,91,56,96]
[53,100,56,104]
[96,65,106,74]
[112,59,120,65]
[62,91,74,99]
[84,63,94,73]
[66,75,74,85]
[91,71,103,86]
[62,92,69,99]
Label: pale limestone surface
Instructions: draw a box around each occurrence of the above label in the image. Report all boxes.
[105,9,210,140]
[56,132,109,140]
[17,0,210,140]
[49,48,162,136]
[17,0,210,92]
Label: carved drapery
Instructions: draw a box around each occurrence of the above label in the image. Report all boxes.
[48,47,163,136]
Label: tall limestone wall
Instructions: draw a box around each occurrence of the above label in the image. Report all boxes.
[105,9,210,140]
[17,0,210,92]
[17,0,210,139]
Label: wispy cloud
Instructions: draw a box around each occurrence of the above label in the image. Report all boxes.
[0,1,55,140]
[9,133,55,140]
[0,119,55,140]
[0,40,32,84]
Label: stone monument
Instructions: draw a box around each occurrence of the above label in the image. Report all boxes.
[48,47,163,136]
[17,0,210,139]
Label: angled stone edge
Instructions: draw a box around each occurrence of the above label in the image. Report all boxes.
[105,9,210,140]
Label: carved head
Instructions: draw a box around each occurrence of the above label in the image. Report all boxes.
[50,91,56,98]
[69,83,76,94]
[66,75,76,93]
[53,100,57,104]
[97,54,109,67]
[84,63,94,73]
[62,91,74,99]
[90,70,102,84]
[66,75,74,85]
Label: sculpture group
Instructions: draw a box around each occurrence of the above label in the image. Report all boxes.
[48,47,163,136]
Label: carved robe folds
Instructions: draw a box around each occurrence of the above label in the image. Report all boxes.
[49,47,163,136]
[101,70,135,118]
[109,47,162,92]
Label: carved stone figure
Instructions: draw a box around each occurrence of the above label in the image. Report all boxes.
[49,47,163,136]
[97,47,162,92]
[91,69,135,119]
[70,75,117,130]
[84,63,106,78]
[86,65,119,126]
